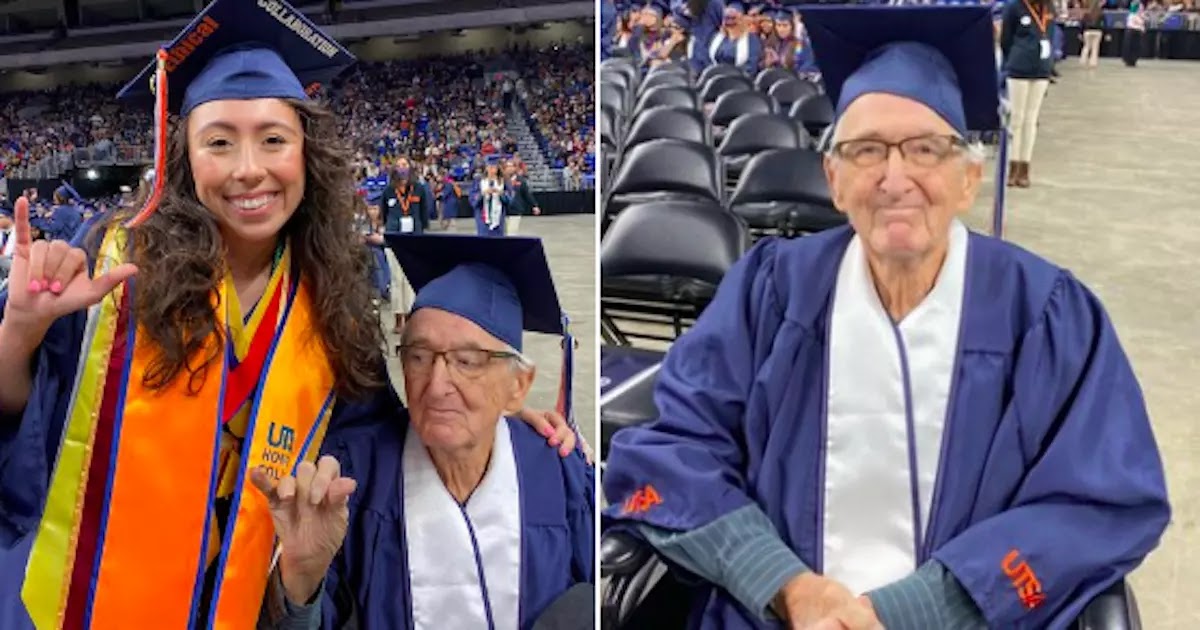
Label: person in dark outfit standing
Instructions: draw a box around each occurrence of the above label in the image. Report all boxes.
[380,155,435,333]
[1001,0,1055,188]
[505,158,541,224]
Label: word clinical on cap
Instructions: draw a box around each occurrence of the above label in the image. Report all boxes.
[165,15,220,72]
[258,0,339,58]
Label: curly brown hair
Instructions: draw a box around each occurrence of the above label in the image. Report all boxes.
[96,98,386,399]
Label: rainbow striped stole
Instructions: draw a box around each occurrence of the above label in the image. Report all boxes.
[21,229,336,630]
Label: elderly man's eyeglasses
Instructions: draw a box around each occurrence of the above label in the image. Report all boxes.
[399,344,517,378]
[831,135,967,168]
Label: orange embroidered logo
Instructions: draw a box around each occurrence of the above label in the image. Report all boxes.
[622,485,663,515]
[1002,549,1046,610]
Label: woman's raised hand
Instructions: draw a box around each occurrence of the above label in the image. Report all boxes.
[2,196,137,334]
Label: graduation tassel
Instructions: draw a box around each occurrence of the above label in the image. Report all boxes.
[556,313,578,435]
[125,48,170,229]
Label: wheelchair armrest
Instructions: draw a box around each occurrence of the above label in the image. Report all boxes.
[1073,578,1141,630]
[601,530,681,630]
[601,529,655,577]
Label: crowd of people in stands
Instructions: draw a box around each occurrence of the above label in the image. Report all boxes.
[512,44,596,187]
[0,84,151,177]
[0,43,594,188]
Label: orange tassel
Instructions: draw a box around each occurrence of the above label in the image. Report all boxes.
[125,48,170,228]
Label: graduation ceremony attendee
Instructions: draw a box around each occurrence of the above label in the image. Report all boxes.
[603,5,1169,629]
[1001,0,1056,187]
[0,205,13,282]
[381,154,435,334]
[360,191,391,303]
[676,0,726,73]
[472,159,511,237]
[761,8,797,69]
[1080,0,1105,67]
[505,157,541,235]
[1123,2,1147,67]
[631,1,670,68]
[48,184,83,242]
[602,0,618,60]
[0,1,579,627]
[709,1,762,75]
[321,234,594,629]
[382,155,434,236]
[435,174,463,230]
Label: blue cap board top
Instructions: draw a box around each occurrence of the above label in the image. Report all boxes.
[726,1,746,13]
[385,234,563,353]
[801,5,1000,133]
[116,0,355,116]
[0,205,12,218]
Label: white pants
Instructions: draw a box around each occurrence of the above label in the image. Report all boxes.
[385,248,413,314]
[1006,78,1050,163]
[1081,30,1102,66]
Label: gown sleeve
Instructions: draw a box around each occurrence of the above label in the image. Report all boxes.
[0,290,88,544]
[563,453,596,584]
[602,238,784,533]
[931,273,1170,627]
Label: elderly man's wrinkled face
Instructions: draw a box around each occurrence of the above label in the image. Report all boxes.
[824,93,982,264]
[401,308,536,454]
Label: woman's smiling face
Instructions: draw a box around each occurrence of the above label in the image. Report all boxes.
[186,98,306,253]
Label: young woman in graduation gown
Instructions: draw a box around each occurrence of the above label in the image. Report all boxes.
[0,2,578,628]
[708,1,763,76]
[471,163,512,237]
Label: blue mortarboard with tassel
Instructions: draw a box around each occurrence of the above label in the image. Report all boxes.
[114,0,355,228]
[801,5,1000,133]
[386,234,580,433]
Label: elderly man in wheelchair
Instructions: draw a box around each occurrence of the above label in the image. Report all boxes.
[599,6,1169,630]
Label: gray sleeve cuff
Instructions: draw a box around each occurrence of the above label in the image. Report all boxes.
[867,559,987,630]
[639,504,809,622]
[258,567,323,630]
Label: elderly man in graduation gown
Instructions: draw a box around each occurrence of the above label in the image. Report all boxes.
[602,6,1169,630]
[320,234,594,629]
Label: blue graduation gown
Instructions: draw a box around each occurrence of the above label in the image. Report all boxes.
[52,205,83,242]
[677,0,725,73]
[438,184,461,220]
[0,289,399,628]
[710,33,762,76]
[602,227,1169,628]
[470,181,511,237]
[320,414,594,629]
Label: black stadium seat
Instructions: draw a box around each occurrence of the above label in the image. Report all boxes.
[709,90,777,142]
[700,74,753,106]
[769,78,821,109]
[623,106,709,154]
[791,94,836,138]
[717,113,806,189]
[634,86,699,113]
[727,147,847,237]
[697,63,742,86]
[755,66,796,92]
[636,71,691,98]
[603,138,723,222]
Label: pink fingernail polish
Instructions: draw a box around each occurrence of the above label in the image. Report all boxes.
[49,281,63,294]
[28,280,41,293]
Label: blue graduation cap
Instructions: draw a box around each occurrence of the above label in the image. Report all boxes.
[800,5,1000,133]
[55,181,82,203]
[114,0,355,227]
[117,0,355,116]
[386,234,578,424]
[0,205,12,219]
[726,1,746,13]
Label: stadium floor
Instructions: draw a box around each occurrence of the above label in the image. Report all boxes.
[962,58,1200,629]
[383,214,599,453]
[601,59,1200,625]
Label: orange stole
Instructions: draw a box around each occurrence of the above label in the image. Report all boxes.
[22,249,335,629]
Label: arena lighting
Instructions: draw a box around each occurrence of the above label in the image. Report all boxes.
[86,169,99,180]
